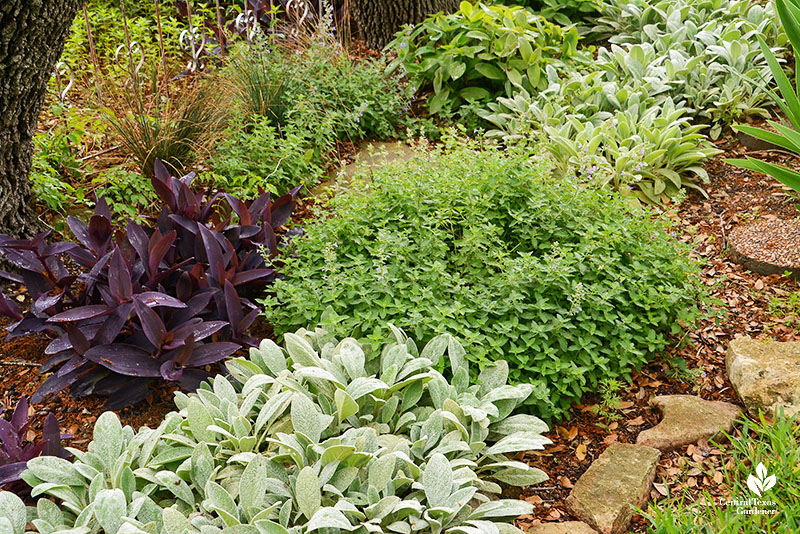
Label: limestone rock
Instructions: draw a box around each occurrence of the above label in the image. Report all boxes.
[528,522,598,534]
[726,337,800,417]
[565,443,660,534]
[636,395,740,451]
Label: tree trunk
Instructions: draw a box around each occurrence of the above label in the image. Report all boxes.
[351,0,460,50]
[0,0,82,237]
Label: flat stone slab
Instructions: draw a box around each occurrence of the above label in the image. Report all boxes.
[636,395,740,451]
[727,337,800,417]
[565,443,660,534]
[313,141,417,198]
[729,218,800,281]
[529,522,598,534]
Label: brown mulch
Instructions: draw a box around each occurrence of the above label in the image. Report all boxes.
[516,134,800,530]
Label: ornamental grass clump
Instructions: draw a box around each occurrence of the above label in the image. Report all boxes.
[265,138,705,420]
[7,326,550,534]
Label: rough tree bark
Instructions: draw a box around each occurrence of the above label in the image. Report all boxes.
[0,0,83,237]
[350,0,460,50]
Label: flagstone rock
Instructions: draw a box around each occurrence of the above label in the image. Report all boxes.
[528,521,598,534]
[636,395,741,451]
[565,443,660,534]
[313,141,417,197]
[726,337,800,417]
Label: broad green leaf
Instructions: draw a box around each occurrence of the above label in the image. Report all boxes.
[0,492,26,534]
[295,466,321,520]
[422,454,452,507]
[305,508,354,532]
[484,432,552,455]
[93,412,124,471]
[94,489,127,534]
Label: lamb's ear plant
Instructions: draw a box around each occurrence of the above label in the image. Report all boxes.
[16,325,550,534]
[726,0,800,192]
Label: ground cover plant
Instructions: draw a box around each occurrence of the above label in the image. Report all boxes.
[642,411,800,532]
[0,326,549,534]
[0,161,299,409]
[264,139,705,420]
[387,2,585,115]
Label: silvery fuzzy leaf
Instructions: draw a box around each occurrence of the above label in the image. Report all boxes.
[294,466,321,520]
[490,466,549,487]
[320,444,356,465]
[346,377,389,401]
[394,412,417,432]
[365,496,401,521]
[212,376,238,404]
[250,503,281,523]
[253,519,289,534]
[448,520,500,534]
[473,479,501,495]
[294,367,344,388]
[426,374,451,409]
[226,359,264,385]
[449,458,478,470]
[334,499,365,520]
[118,466,136,502]
[252,339,287,375]
[329,466,359,492]
[420,335,448,363]
[284,333,323,368]
[291,394,332,443]
[0,492,26,534]
[278,498,292,527]
[94,489,127,534]
[334,389,359,426]
[191,443,215,492]
[336,339,366,380]
[203,481,239,521]
[149,446,195,467]
[368,453,396,492]
[239,388,262,418]
[468,500,533,520]
[440,412,469,441]
[93,412,124,472]
[487,415,548,438]
[388,521,411,534]
[419,411,444,453]
[422,454,452,508]
[381,344,408,378]
[25,456,83,486]
[37,498,64,529]
[476,361,509,399]
[387,323,407,345]
[241,375,277,398]
[239,455,268,517]
[494,523,525,534]
[396,356,433,382]
[254,391,293,434]
[446,486,477,512]
[187,398,216,443]
[161,505,191,533]
[305,508,354,532]
[155,471,195,505]
[116,523,149,534]
[484,432,552,455]
[446,336,468,381]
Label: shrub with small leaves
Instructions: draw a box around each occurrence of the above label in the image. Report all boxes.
[14,325,549,534]
[265,140,705,419]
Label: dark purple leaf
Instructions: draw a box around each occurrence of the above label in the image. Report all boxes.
[41,413,71,459]
[31,368,83,403]
[185,342,241,366]
[109,247,133,303]
[133,299,166,349]
[171,320,227,343]
[88,215,113,255]
[160,360,183,381]
[9,398,27,433]
[148,231,176,278]
[0,293,22,321]
[56,356,87,378]
[83,345,161,377]
[94,302,134,346]
[136,292,187,308]
[0,462,27,486]
[66,326,90,356]
[47,305,112,323]
[32,292,63,316]
[231,268,275,287]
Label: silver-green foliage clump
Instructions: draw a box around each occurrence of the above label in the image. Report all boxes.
[4,326,549,534]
